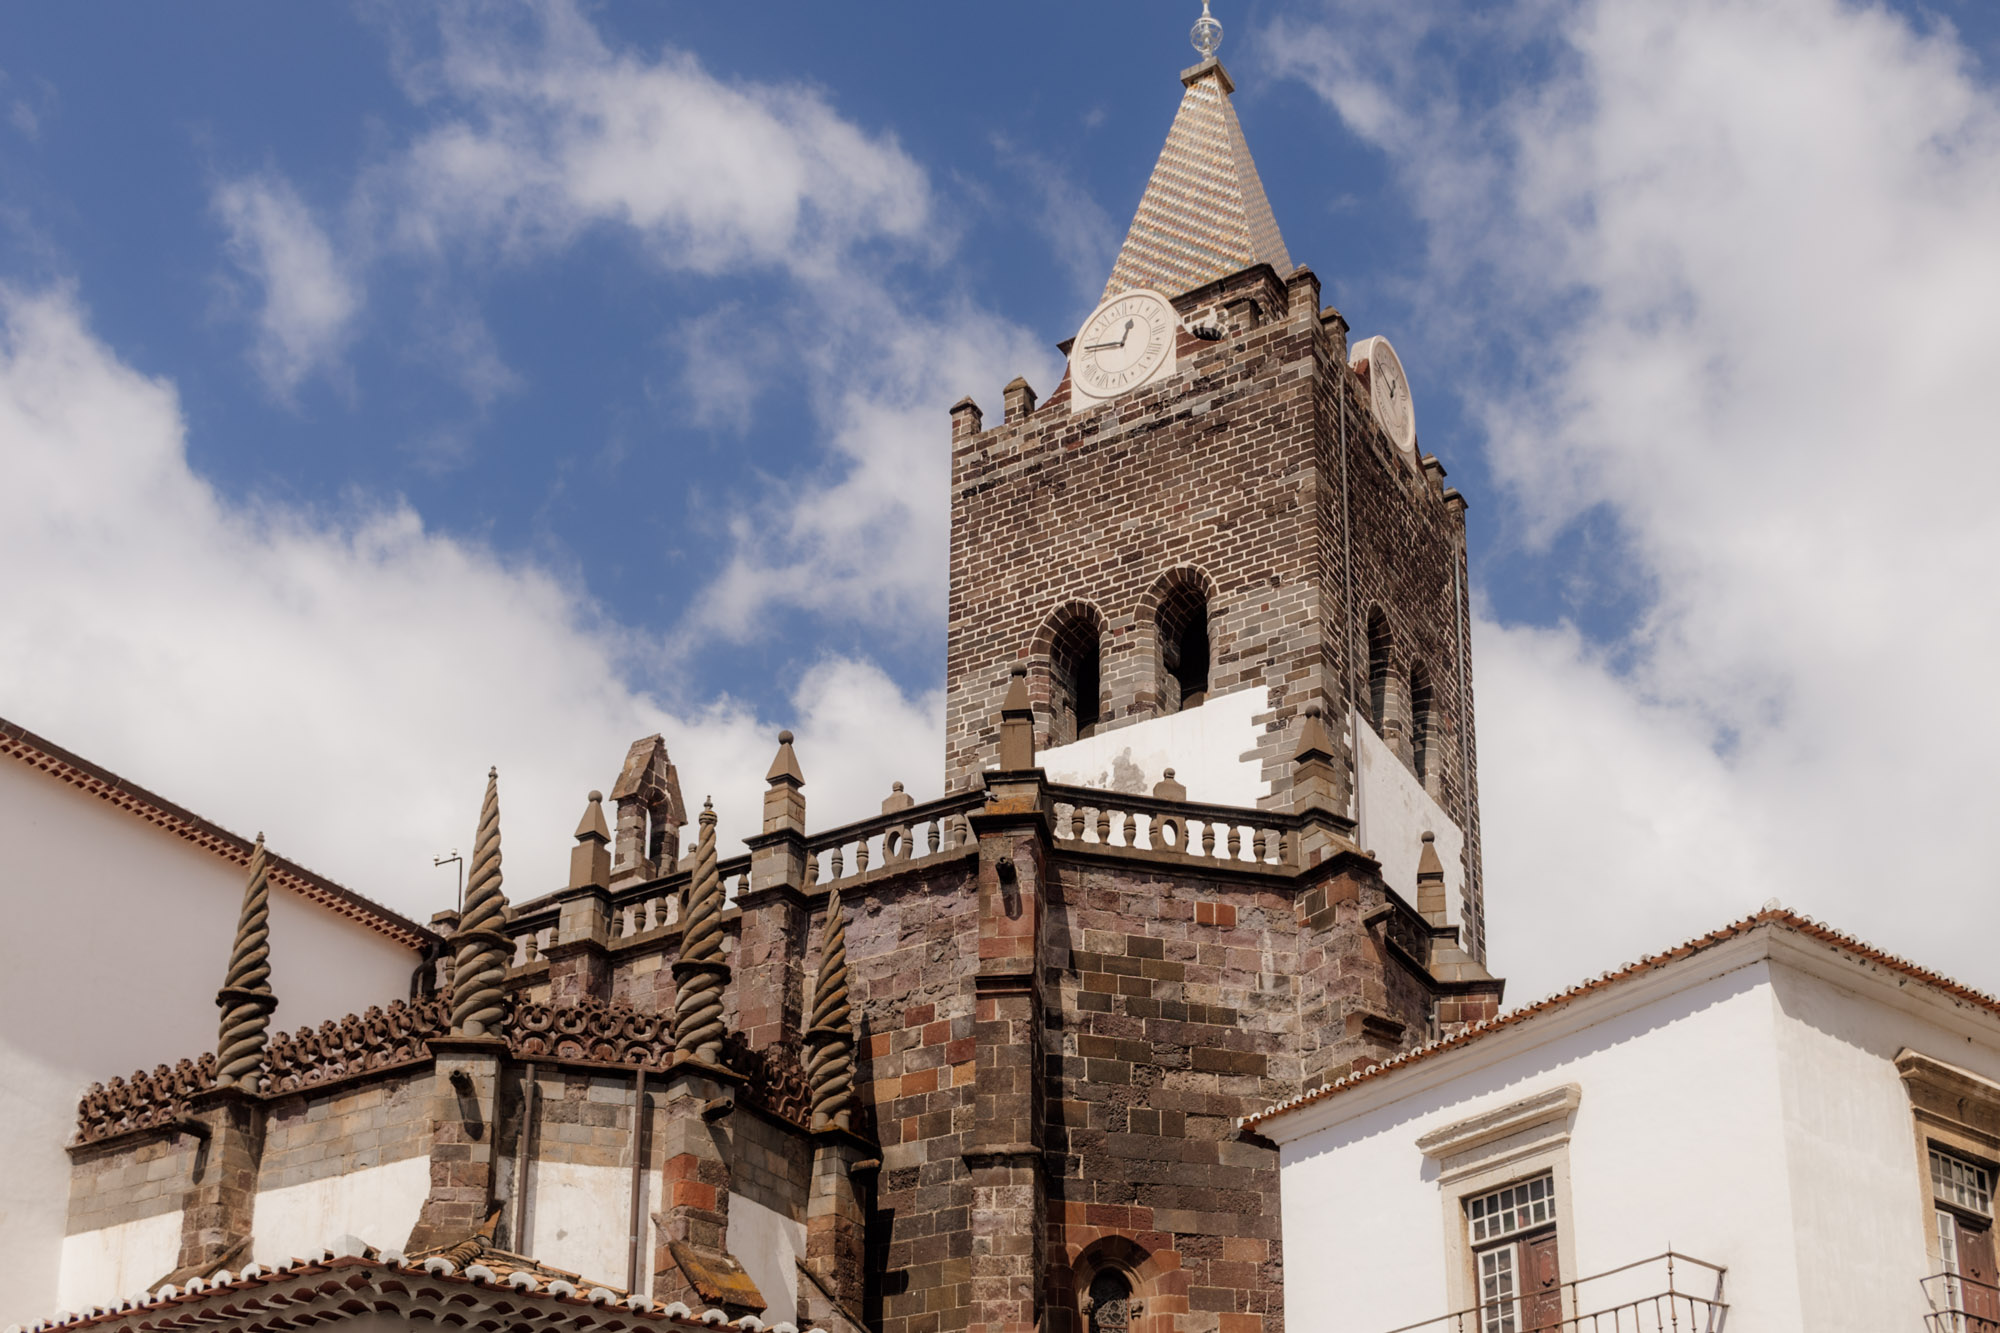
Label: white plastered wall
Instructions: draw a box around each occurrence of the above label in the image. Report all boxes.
[1270,939,2000,1333]
[0,757,419,1324]
[55,1212,183,1310]
[1354,712,1464,916]
[729,1190,806,1327]
[1038,685,1266,808]
[251,1156,431,1269]
[1763,951,2000,1332]
[522,1161,635,1291]
[1270,958,1805,1332]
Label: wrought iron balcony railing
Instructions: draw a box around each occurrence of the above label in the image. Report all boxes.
[1922,1270,2000,1333]
[1377,1251,1727,1333]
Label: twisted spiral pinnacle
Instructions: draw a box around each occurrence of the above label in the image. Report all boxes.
[806,888,855,1132]
[451,768,512,1037]
[215,834,277,1089]
[673,798,727,1064]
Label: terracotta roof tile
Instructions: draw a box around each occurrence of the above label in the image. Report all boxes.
[9,1251,825,1333]
[1241,908,2000,1131]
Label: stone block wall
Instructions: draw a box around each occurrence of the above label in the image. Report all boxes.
[946,259,1485,953]
[259,1074,432,1189]
[66,1134,196,1238]
[946,267,1333,810]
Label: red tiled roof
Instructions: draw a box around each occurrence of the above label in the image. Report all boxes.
[12,1251,816,1333]
[0,717,435,951]
[1242,908,2000,1131]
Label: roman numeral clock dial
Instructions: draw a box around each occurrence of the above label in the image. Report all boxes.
[1069,288,1178,412]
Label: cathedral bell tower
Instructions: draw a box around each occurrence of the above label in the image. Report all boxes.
[944,29,1487,954]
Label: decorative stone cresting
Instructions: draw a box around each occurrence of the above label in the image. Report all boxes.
[75,993,816,1140]
[75,1055,216,1143]
[673,799,729,1065]
[451,767,512,1037]
[263,997,449,1091]
[803,889,855,1132]
[512,996,673,1065]
[214,833,278,1091]
[725,1033,813,1128]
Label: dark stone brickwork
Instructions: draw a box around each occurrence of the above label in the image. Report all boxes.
[945,262,1485,954]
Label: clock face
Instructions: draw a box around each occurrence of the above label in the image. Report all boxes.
[1355,335,1417,453]
[1070,289,1178,410]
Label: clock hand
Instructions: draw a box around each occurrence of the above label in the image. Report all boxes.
[1081,319,1136,353]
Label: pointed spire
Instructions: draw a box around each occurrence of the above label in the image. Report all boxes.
[763,730,807,835]
[1416,830,1448,926]
[673,798,729,1065]
[568,790,612,891]
[1100,52,1293,302]
[214,834,278,1091]
[805,889,856,1133]
[450,768,513,1037]
[1293,701,1337,763]
[998,665,1036,772]
[766,730,804,785]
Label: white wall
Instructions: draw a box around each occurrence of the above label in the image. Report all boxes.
[1039,685,1266,808]
[1269,938,2000,1333]
[1272,957,1804,1332]
[1354,712,1464,917]
[0,757,420,1325]
[251,1157,430,1270]
[54,1212,182,1311]
[729,1190,806,1327]
[522,1161,636,1292]
[1765,954,1999,1332]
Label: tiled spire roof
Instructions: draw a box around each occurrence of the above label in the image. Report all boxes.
[1101,58,1293,302]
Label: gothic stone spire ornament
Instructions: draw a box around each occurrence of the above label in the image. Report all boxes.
[214,833,278,1091]
[673,797,730,1065]
[804,888,856,1132]
[449,767,512,1037]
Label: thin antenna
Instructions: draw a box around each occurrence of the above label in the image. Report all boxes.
[434,849,464,917]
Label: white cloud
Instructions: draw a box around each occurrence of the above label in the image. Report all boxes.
[685,278,1056,644]
[1269,0,2000,999]
[343,3,1045,642]
[212,174,362,397]
[992,135,1120,304]
[376,4,933,280]
[0,285,940,923]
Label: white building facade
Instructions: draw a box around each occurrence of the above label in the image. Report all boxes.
[0,718,433,1327]
[1247,910,2000,1333]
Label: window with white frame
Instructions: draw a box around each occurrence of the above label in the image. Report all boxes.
[1466,1175,1561,1333]
[1931,1148,2000,1331]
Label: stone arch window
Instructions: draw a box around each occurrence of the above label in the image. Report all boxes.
[1366,606,1394,734]
[1148,566,1215,715]
[1411,659,1436,786]
[1085,1267,1136,1331]
[1044,603,1106,746]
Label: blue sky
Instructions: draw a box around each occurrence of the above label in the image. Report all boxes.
[4,0,1999,1001]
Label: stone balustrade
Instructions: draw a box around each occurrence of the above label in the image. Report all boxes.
[801,792,983,889]
[1045,783,1301,870]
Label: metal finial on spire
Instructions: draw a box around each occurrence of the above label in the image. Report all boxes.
[1191,0,1223,59]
